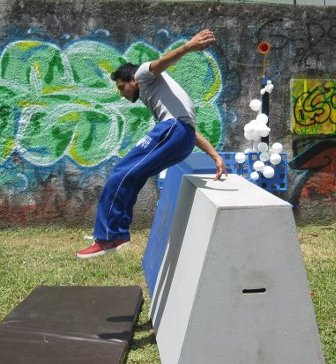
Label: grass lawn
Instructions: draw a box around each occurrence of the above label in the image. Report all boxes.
[0,220,335,363]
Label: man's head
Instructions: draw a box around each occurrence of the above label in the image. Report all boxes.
[111,63,140,103]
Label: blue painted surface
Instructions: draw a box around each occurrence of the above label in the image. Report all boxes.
[142,152,288,296]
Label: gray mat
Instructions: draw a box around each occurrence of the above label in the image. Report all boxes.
[0,286,143,363]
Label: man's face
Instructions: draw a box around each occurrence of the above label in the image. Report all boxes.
[115,78,139,103]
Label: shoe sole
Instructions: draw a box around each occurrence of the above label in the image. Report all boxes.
[76,242,130,259]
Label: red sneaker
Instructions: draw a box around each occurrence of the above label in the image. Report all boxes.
[76,239,130,259]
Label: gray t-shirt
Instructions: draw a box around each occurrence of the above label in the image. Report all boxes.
[134,62,196,129]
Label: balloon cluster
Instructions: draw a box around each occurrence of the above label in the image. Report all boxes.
[235,80,283,181]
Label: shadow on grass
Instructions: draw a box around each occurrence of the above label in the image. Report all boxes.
[131,332,157,348]
[131,320,157,349]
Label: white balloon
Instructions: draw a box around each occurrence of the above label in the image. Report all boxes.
[244,131,253,141]
[256,113,268,124]
[263,166,275,178]
[270,153,282,165]
[265,81,274,93]
[249,99,262,112]
[259,125,271,137]
[245,125,260,140]
[244,148,253,153]
[249,119,258,126]
[235,152,246,164]
[252,133,261,141]
[251,123,263,140]
[255,122,264,134]
[265,84,274,93]
[254,121,270,138]
[272,142,283,153]
[250,171,259,180]
[258,142,269,152]
[259,152,270,162]
[244,121,258,140]
[248,119,257,130]
[244,123,252,132]
[253,160,265,171]
[260,88,266,95]
[252,141,260,151]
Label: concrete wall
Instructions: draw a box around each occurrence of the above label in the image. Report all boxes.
[163,0,336,5]
[0,0,335,227]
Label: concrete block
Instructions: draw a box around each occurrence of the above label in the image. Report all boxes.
[143,152,288,297]
[151,174,324,364]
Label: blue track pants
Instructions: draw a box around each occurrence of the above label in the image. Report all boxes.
[93,119,196,241]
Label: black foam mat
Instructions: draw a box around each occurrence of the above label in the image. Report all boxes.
[0,286,143,363]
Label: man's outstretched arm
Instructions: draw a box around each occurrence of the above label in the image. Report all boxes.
[149,29,216,76]
[195,132,227,181]
[149,29,226,180]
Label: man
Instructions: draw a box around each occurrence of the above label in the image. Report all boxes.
[77,29,227,259]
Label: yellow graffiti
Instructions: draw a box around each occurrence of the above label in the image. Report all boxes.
[204,54,221,102]
[17,100,47,108]
[17,41,42,51]
[42,85,76,94]
[59,112,81,123]
[73,99,93,107]
[98,61,114,73]
[2,138,15,159]
[291,79,336,135]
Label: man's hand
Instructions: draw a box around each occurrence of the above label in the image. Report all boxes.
[185,29,216,52]
[150,29,216,76]
[214,156,228,181]
[195,132,228,181]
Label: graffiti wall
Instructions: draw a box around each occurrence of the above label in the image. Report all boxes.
[0,38,227,226]
[0,1,335,226]
[289,79,335,219]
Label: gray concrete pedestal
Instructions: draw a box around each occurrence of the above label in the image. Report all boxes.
[150,174,324,364]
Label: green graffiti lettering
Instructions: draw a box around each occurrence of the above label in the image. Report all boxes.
[52,126,72,157]
[71,66,80,83]
[0,86,16,98]
[0,38,225,167]
[1,53,10,78]
[45,52,65,84]
[117,115,124,141]
[83,127,94,151]
[0,109,9,134]
[125,43,159,64]
[0,103,15,160]
[30,112,46,132]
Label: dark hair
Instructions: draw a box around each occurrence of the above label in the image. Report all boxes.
[111,63,139,82]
